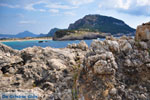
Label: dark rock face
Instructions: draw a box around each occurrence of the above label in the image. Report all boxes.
[68,14,135,34]
[0,37,150,100]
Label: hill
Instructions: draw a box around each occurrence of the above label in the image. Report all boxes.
[15,31,37,38]
[47,28,60,37]
[0,31,38,38]
[68,14,135,34]
[53,14,135,40]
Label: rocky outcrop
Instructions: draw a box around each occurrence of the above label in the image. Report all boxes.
[135,22,150,41]
[0,37,150,100]
[77,37,150,100]
[0,43,22,68]
[53,30,110,41]
[0,42,88,100]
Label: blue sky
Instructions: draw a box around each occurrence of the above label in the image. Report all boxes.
[0,0,150,35]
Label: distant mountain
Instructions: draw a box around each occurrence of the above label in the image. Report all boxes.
[47,28,60,37]
[37,33,47,37]
[15,31,37,38]
[68,14,135,34]
[0,31,38,38]
[0,34,14,38]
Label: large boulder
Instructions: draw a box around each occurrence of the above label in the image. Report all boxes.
[135,22,150,41]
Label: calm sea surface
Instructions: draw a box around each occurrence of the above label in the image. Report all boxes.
[1,39,104,50]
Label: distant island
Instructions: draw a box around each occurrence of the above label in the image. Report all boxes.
[53,14,135,40]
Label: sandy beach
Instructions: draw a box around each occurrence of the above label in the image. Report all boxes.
[0,37,52,42]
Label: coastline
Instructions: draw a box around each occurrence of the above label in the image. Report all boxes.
[0,37,52,42]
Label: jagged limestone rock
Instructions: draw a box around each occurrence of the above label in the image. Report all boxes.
[135,22,150,41]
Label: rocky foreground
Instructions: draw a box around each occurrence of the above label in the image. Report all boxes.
[0,35,150,100]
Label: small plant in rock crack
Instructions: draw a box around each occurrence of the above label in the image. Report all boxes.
[72,72,78,100]
[32,83,37,88]
[72,60,82,100]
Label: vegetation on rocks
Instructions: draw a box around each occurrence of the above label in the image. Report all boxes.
[53,29,109,40]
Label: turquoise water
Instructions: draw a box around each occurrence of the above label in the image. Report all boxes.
[1,39,98,50]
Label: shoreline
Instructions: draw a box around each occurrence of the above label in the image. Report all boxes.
[0,37,52,42]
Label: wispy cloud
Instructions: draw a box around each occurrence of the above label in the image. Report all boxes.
[24,1,46,12]
[19,20,36,24]
[0,1,46,12]
[64,12,76,16]
[68,0,94,6]
[49,9,59,13]
[45,3,76,9]
[136,0,150,6]
[39,9,46,12]
[0,3,20,8]
[24,3,36,11]
[98,0,150,16]
[23,1,76,13]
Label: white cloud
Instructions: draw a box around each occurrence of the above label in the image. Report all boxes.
[45,3,76,9]
[49,9,59,13]
[23,1,76,13]
[24,1,46,12]
[39,9,46,12]
[68,0,94,6]
[98,0,150,16]
[64,12,76,16]
[24,3,36,11]
[98,0,132,10]
[114,0,131,10]
[19,20,36,24]
[0,3,20,8]
[136,0,150,6]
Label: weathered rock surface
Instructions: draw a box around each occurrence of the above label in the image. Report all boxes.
[77,37,150,100]
[0,36,150,100]
[135,22,150,41]
[0,42,88,100]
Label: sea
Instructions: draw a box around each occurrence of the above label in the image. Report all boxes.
[1,39,104,50]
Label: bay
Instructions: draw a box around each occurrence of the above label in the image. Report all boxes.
[1,39,101,50]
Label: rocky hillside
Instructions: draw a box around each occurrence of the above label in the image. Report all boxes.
[53,29,110,40]
[47,28,60,37]
[68,14,135,35]
[0,22,150,100]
